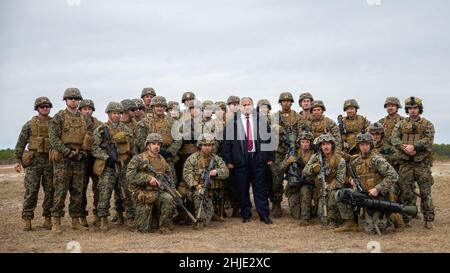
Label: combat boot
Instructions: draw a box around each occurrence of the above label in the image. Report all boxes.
[159,226,172,234]
[71,217,89,231]
[115,212,124,225]
[334,220,359,233]
[298,219,310,227]
[110,212,119,222]
[80,216,89,228]
[100,217,109,232]
[126,217,135,228]
[272,202,282,218]
[23,219,32,231]
[231,208,240,218]
[392,213,405,232]
[92,215,100,227]
[211,214,225,222]
[42,216,52,230]
[51,217,62,234]
[425,221,434,229]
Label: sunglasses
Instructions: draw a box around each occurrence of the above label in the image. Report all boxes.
[38,105,51,109]
[138,107,145,111]
[130,108,138,112]
[67,97,79,101]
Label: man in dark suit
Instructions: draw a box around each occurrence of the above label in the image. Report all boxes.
[221,97,275,224]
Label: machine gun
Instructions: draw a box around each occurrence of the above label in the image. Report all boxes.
[196,158,217,221]
[144,164,197,223]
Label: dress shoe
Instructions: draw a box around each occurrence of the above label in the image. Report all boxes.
[260,217,273,225]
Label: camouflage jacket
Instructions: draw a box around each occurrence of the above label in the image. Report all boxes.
[303,151,346,191]
[298,115,342,150]
[377,114,404,144]
[14,116,52,162]
[183,152,229,189]
[92,120,136,162]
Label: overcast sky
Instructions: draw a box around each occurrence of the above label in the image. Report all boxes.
[1,0,449,148]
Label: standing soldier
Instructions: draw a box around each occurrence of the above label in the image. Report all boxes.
[92,102,135,231]
[337,133,398,234]
[298,92,314,123]
[226,96,240,121]
[136,96,181,180]
[391,97,435,229]
[280,131,315,225]
[378,97,404,144]
[49,88,91,233]
[298,100,342,150]
[181,91,196,119]
[120,99,139,133]
[303,134,354,229]
[338,99,371,159]
[202,100,216,135]
[14,97,54,231]
[141,87,156,114]
[183,133,229,227]
[270,92,300,218]
[127,133,175,234]
[132,98,145,122]
[78,99,103,227]
[167,101,182,122]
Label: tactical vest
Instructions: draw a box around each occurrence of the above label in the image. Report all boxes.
[61,111,87,150]
[315,153,342,189]
[353,154,382,191]
[381,115,402,141]
[139,152,167,192]
[27,117,51,153]
[179,118,203,155]
[309,116,331,139]
[343,115,366,151]
[148,114,173,147]
[399,118,431,162]
[108,124,131,163]
[193,153,220,190]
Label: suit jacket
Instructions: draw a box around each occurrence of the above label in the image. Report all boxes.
[221,110,275,167]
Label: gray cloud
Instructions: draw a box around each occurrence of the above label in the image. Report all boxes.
[1,0,449,148]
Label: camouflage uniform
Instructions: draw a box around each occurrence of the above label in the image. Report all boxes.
[49,88,91,232]
[14,97,54,224]
[141,87,156,114]
[270,92,300,216]
[303,134,351,226]
[339,99,371,157]
[346,133,399,234]
[297,92,314,123]
[391,97,435,227]
[378,97,404,144]
[126,134,175,233]
[183,136,229,226]
[280,131,315,221]
[298,100,342,150]
[92,103,135,228]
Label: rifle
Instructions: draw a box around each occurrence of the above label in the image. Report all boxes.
[317,150,330,217]
[337,115,347,151]
[144,163,197,223]
[196,158,217,221]
[284,126,302,189]
[101,126,119,173]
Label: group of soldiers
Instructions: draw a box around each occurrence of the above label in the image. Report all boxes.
[14,87,435,235]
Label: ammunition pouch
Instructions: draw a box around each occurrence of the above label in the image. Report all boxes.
[93,159,106,176]
[21,151,35,168]
[136,190,157,204]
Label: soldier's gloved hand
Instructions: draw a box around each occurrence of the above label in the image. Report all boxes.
[286,155,297,164]
[68,150,79,160]
[312,163,321,174]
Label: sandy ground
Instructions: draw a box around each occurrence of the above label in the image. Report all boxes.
[0,162,449,253]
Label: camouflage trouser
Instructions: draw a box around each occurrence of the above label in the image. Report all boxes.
[285,186,301,219]
[81,156,99,217]
[51,158,85,218]
[97,166,134,218]
[223,169,240,209]
[318,189,353,225]
[398,161,435,222]
[22,154,54,220]
[364,202,389,234]
[192,190,214,226]
[134,192,174,232]
[269,157,284,203]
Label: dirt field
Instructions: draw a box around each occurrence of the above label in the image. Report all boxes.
[1,162,449,253]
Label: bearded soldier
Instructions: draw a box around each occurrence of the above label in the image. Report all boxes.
[78,99,103,227]
[49,88,91,233]
[14,97,54,231]
[183,133,229,227]
[127,133,175,234]
[339,99,371,159]
[280,131,315,225]
[303,134,353,229]
[339,133,398,234]
[298,100,342,150]
[141,87,156,114]
[378,97,404,144]
[270,92,300,218]
[92,102,135,231]
[391,97,435,229]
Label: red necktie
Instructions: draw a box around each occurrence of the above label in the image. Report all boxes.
[246,115,253,152]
